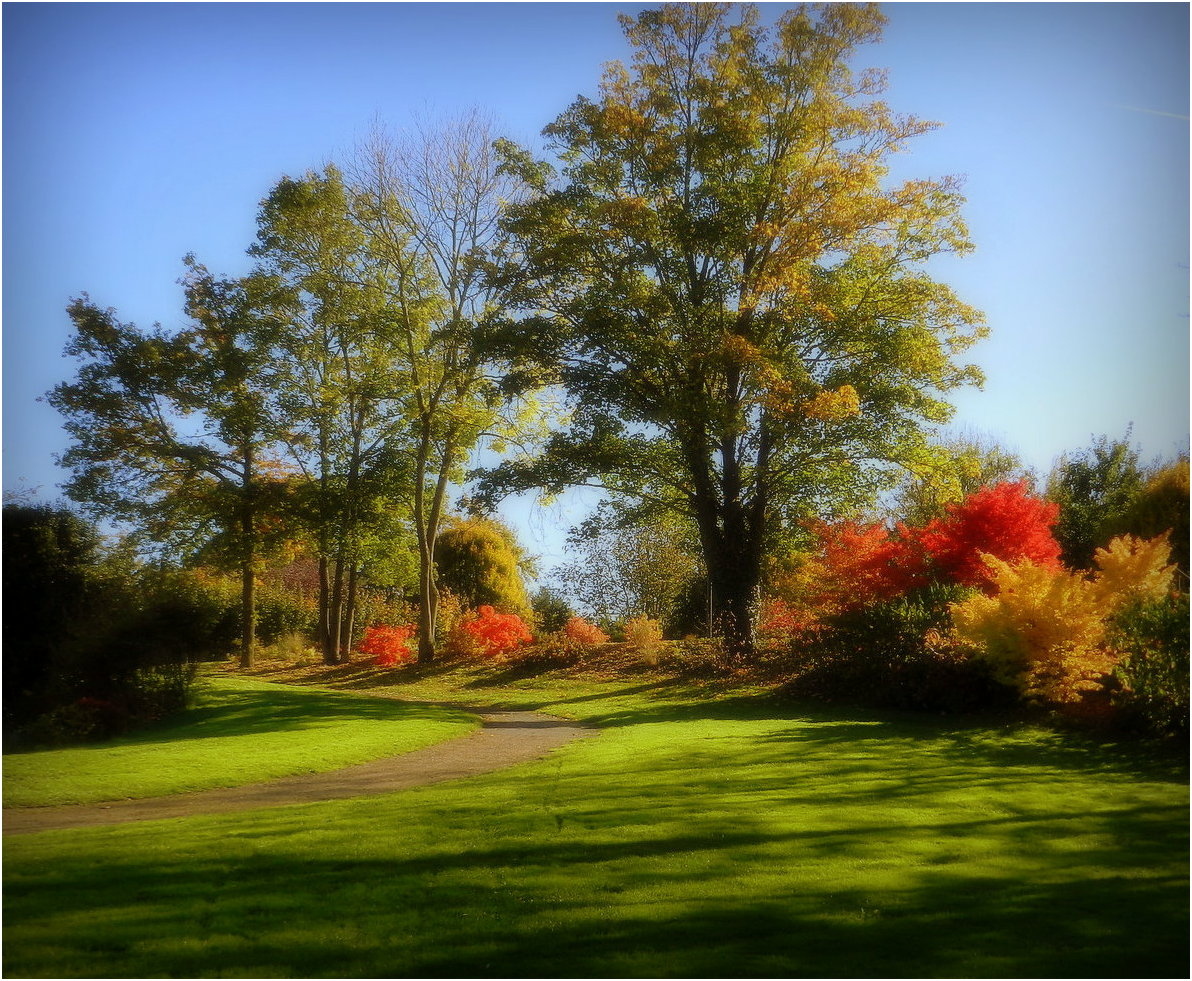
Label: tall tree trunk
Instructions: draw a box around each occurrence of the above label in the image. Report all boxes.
[328,554,346,664]
[413,428,456,663]
[416,542,437,663]
[240,537,257,669]
[318,555,335,665]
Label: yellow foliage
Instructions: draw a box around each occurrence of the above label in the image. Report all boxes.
[802,385,861,423]
[950,534,1176,704]
[720,333,763,365]
[1091,533,1174,608]
[623,615,664,651]
[951,557,1113,703]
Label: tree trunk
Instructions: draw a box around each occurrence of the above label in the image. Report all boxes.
[417,541,438,663]
[240,546,256,670]
[340,562,359,663]
[238,452,257,670]
[327,554,346,664]
[318,555,335,665]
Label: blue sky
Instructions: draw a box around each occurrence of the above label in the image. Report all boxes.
[3,2,1188,575]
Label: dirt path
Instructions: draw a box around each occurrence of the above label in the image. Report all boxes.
[3,707,598,836]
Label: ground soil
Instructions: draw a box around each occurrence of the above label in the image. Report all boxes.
[2,703,598,837]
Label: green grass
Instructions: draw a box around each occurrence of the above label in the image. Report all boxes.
[3,661,1187,978]
[3,673,478,806]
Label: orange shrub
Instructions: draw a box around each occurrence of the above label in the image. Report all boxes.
[358,624,417,667]
[450,605,533,659]
[563,616,609,645]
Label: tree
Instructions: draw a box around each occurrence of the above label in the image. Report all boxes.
[885,429,1034,527]
[555,506,701,626]
[47,264,286,668]
[346,112,539,661]
[489,3,985,655]
[434,515,532,617]
[1045,433,1147,569]
[251,166,420,664]
[915,479,1061,587]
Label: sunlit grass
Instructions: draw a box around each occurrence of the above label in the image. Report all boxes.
[4,663,1186,978]
[3,674,477,806]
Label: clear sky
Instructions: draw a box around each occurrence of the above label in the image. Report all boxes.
[3,1,1188,577]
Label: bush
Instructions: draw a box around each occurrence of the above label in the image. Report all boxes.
[1109,594,1189,737]
[623,615,664,652]
[950,534,1176,705]
[447,605,534,659]
[782,584,1014,714]
[501,631,588,674]
[531,586,575,634]
[358,624,417,667]
[255,585,317,644]
[563,616,609,645]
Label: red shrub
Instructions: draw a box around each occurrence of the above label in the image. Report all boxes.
[457,605,534,658]
[358,624,417,667]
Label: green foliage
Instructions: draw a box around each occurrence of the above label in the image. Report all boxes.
[1110,594,1190,737]
[556,506,701,626]
[886,429,1034,526]
[1116,457,1190,578]
[254,582,318,645]
[2,503,102,728]
[1046,433,1147,569]
[434,515,532,617]
[530,585,575,633]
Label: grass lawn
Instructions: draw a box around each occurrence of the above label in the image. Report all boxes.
[3,673,478,806]
[4,656,1188,978]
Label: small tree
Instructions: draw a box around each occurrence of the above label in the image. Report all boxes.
[1046,433,1147,569]
[556,507,701,626]
[434,515,532,618]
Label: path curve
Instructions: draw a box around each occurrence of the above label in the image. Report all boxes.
[3,707,598,836]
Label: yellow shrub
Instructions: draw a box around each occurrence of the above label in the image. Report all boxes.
[1091,533,1175,609]
[623,615,664,652]
[950,534,1176,705]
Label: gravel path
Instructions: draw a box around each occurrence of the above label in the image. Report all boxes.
[3,707,598,836]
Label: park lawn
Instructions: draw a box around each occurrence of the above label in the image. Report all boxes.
[3,660,1187,978]
[3,673,478,806]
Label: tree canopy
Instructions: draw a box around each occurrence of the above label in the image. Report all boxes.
[487,2,985,653]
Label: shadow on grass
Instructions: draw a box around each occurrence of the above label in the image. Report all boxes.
[4,804,1187,978]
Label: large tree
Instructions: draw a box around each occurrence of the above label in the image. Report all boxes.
[489,3,986,655]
